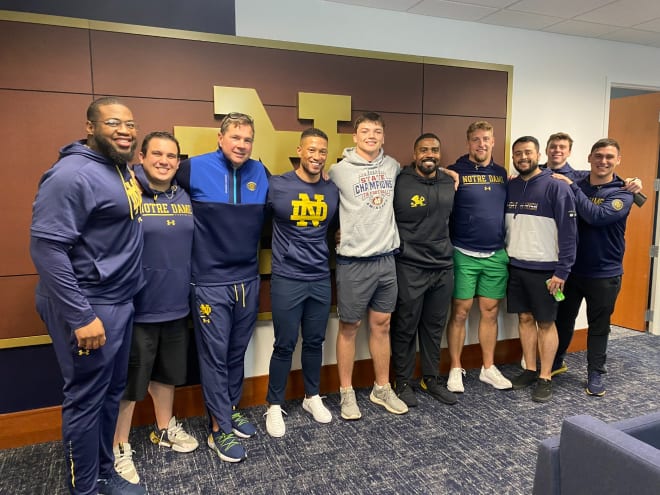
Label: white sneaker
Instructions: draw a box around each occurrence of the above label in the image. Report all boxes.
[302,395,332,424]
[447,368,466,393]
[113,442,139,484]
[264,405,287,438]
[479,365,513,390]
[150,416,199,453]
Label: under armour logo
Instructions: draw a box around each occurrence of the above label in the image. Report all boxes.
[78,349,90,356]
[167,220,176,226]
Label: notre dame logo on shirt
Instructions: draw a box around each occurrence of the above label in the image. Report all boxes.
[290,193,327,227]
[410,194,426,208]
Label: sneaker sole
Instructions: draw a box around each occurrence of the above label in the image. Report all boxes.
[266,426,286,438]
[114,468,140,484]
[585,387,606,397]
[420,384,458,405]
[171,442,199,453]
[302,403,332,424]
[207,437,246,463]
[149,431,199,453]
[265,418,286,438]
[531,393,553,403]
[369,392,408,414]
[340,409,362,420]
[232,428,254,439]
[479,375,513,390]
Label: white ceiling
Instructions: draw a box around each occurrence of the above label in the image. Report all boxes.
[325,0,660,47]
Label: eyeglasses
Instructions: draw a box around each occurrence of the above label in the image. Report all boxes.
[91,119,138,130]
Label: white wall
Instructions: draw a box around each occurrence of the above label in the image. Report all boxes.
[236,0,660,376]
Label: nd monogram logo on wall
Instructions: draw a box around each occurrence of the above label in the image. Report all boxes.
[174,86,355,175]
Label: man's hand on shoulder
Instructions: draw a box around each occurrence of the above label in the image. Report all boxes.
[74,317,106,350]
[623,177,642,194]
[552,173,572,185]
[439,168,459,190]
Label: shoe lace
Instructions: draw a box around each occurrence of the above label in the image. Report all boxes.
[489,366,505,379]
[218,432,240,450]
[263,406,288,418]
[231,411,250,427]
[168,420,185,439]
[114,444,135,471]
[341,389,356,407]
[309,395,326,410]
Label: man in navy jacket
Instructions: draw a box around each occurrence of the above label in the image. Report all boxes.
[552,138,633,397]
[505,136,577,403]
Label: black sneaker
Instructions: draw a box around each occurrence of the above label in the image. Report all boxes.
[511,369,538,390]
[531,378,552,403]
[394,381,418,407]
[420,376,457,405]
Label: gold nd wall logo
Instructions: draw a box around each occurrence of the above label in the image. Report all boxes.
[174,86,355,176]
[173,86,356,276]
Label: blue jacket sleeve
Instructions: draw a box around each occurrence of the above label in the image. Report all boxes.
[30,237,96,330]
[553,183,578,281]
[570,183,633,226]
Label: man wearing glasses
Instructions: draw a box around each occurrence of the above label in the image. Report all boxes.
[176,113,268,463]
[30,97,146,494]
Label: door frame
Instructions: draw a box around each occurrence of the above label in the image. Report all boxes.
[606,81,660,336]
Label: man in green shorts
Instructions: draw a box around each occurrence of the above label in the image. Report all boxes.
[445,121,512,393]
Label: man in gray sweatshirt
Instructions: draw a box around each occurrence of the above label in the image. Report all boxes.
[328,112,408,420]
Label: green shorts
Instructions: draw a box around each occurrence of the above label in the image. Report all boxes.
[452,249,509,300]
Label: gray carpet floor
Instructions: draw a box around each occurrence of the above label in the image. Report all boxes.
[1,327,659,494]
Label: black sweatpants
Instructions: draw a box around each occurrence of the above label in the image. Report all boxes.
[391,262,453,382]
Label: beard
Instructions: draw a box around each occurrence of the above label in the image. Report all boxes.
[415,158,438,177]
[91,132,136,165]
[514,160,539,178]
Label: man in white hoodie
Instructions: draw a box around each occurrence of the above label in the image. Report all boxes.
[328,112,408,420]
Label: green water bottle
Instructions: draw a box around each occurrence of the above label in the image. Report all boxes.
[546,279,565,302]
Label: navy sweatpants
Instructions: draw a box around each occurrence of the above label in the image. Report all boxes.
[37,294,134,495]
[192,278,259,434]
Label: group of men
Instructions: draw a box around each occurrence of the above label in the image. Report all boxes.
[31,97,640,495]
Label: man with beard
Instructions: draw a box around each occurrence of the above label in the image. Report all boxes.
[390,133,457,407]
[505,136,577,403]
[263,128,339,437]
[30,97,145,494]
[446,121,512,394]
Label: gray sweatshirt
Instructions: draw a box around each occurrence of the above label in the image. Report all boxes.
[329,147,400,258]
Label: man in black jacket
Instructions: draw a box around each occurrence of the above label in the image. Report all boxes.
[390,133,457,407]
